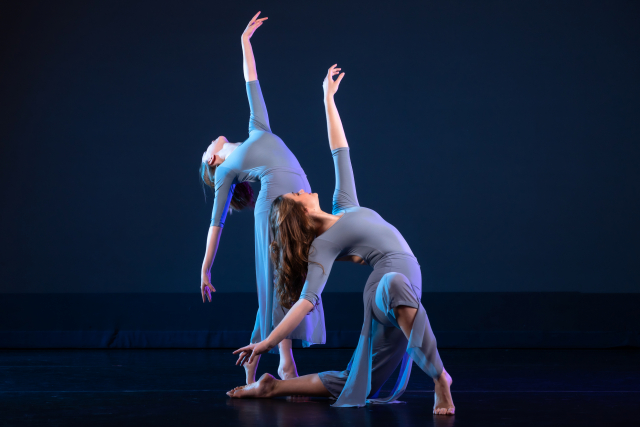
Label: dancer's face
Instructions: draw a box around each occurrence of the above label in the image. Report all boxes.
[202,136,228,166]
[284,189,320,213]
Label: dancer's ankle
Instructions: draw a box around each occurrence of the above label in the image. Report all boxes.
[433,368,451,384]
[243,352,260,384]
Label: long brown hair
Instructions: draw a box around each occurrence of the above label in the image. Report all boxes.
[269,195,322,309]
[200,162,255,212]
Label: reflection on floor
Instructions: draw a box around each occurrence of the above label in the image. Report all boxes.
[1,349,638,426]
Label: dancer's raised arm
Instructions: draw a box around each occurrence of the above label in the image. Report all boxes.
[242,12,271,133]
[241,12,267,82]
[323,64,347,150]
[323,65,359,213]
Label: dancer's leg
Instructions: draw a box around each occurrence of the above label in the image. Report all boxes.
[228,373,332,399]
[243,352,261,384]
[251,207,300,383]
[395,305,455,415]
[250,209,270,384]
[395,305,417,337]
[377,272,455,415]
[277,339,299,380]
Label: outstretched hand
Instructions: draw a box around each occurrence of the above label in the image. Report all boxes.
[242,11,268,41]
[201,271,216,303]
[233,340,273,366]
[323,64,345,97]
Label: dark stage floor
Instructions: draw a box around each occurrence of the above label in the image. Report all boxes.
[1,349,638,427]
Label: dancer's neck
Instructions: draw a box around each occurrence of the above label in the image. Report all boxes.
[309,210,343,237]
[218,142,241,160]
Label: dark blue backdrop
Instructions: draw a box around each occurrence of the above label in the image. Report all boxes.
[1,1,639,296]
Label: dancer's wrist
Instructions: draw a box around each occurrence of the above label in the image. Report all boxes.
[264,337,277,351]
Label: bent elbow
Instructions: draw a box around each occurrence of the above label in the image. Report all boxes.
[298,295,317,312]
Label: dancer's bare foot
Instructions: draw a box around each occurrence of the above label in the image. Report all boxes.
[227,373,277,399]
[277,359,299,380]
[243,353,260,384]
[433,368,455,415]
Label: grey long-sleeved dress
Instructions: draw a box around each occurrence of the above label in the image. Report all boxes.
[210,80,325,349]
[299,147,444,407]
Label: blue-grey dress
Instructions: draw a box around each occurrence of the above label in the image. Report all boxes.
[299,148,444,407]
[210,80,325,349]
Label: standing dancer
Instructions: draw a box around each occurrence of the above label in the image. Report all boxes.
[199,12,325,384]
[228,65,455,414]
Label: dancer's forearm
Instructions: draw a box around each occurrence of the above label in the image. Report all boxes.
[234,299,314,362]
[201,226,222,274]
[322,65,347,150]
[240,13,266,82]
[265,299,314,349]
[242,39,258,82]
[324,94,348,150]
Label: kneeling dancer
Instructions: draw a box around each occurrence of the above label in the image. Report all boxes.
[230,65,455,415]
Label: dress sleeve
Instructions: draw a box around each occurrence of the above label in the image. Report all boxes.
[246,80,271,133]
[331,148,360,214]
[299,239,340,306]
[210,167,237,228]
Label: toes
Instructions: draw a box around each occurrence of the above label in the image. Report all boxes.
[226,385,245,397]
[433,407,455,415]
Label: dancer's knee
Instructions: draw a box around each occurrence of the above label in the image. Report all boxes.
[377,272,419,310]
